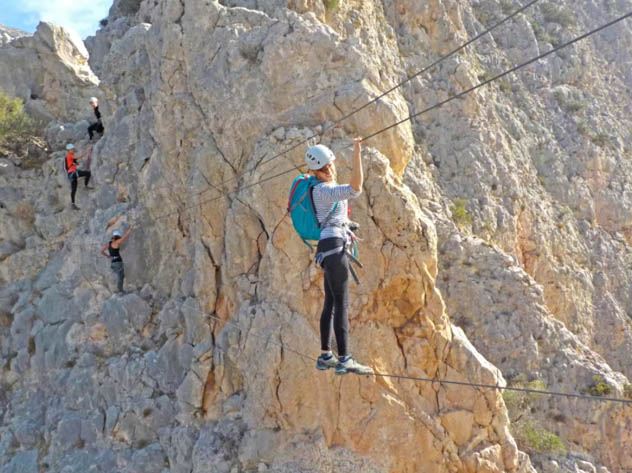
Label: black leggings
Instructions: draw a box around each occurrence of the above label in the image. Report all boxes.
[318,237,350,357]
[69,170,91,203]
[88,121,104,139]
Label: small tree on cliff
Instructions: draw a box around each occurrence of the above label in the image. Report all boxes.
[0,88,38,157]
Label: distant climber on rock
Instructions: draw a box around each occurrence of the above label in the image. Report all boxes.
[305,139,373,376]
[87,97,104,140]
[64,143,92,210]
[101,226,133,294]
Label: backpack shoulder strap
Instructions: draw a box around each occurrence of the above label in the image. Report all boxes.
[309,183,338,229]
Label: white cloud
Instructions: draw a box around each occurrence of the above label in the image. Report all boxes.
[18,0,112,39]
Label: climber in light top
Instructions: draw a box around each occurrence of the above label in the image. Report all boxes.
[88,97,104,141]
[100,226,133,294]
[308,139,373,375]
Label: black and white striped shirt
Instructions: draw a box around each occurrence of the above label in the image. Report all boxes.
[312,182,361,239]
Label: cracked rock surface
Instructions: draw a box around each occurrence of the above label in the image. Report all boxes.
[2,1,632,472]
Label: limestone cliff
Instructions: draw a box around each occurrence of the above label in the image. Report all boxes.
[0,25,27,47]
[0,22,99,122]
[1,1,632,473]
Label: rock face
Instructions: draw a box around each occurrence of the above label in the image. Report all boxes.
[0,24,28,47]
[2,1,632,473]
[0,22,99,121]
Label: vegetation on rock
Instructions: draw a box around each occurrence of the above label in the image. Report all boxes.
[451,198,472,227]
[0,88,40,157]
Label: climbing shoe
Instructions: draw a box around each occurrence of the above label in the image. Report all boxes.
[71,203,80,210]
[335,355,374,376]
[316,353,338,371]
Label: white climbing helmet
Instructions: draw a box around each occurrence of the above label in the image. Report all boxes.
[89,97,98,104]
[112,230,122,237]
[305,144,335,171]
[66,143,75,150]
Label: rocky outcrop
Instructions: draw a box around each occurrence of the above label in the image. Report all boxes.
[1,2,532,472]
[0,22,99,122]
[397,0,632,470]
[436,234,632,472]
[84,17,134,77]
[2,1,632,473]
[0,24,28,47]
[85,0,147,76]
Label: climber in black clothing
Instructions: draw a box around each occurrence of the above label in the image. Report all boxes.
[100,226,133,294]
[88,97,104,140]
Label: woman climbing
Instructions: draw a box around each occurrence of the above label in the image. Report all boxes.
[100,226,133,294]
[64,143,92,210]
[308,139,373,375]
[87,97,104,141]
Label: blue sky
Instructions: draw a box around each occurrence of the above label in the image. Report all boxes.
[0,0,113,40]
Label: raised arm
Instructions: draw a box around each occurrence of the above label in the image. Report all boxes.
[349,138,363,192]
[77,146,92,159]
[119,226,133,244]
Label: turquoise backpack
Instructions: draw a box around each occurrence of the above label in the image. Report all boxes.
[287,174,337,248]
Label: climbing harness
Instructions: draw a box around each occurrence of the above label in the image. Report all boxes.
[288,173,364,283]
[288,172,364,283]
[315,235,364,285]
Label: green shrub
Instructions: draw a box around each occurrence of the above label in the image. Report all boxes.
[585,375,613,397]
[624,384,632,400]
[514,420,566,455]
[0,88,38,155]
[565,101,585,113]
[554,91,586,114]
[575,120,612,148]
[503,376,548,416]
[524,379,547,397]
[502,390,523,412]
[324,0,340,11]
[498,80,511,93]
[531,22,559,46]
[510,374,528,384]
[503,376,566,456]
[451,198,472,227]
[477,70,494,83]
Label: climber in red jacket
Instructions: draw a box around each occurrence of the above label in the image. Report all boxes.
[64,143,92,210]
